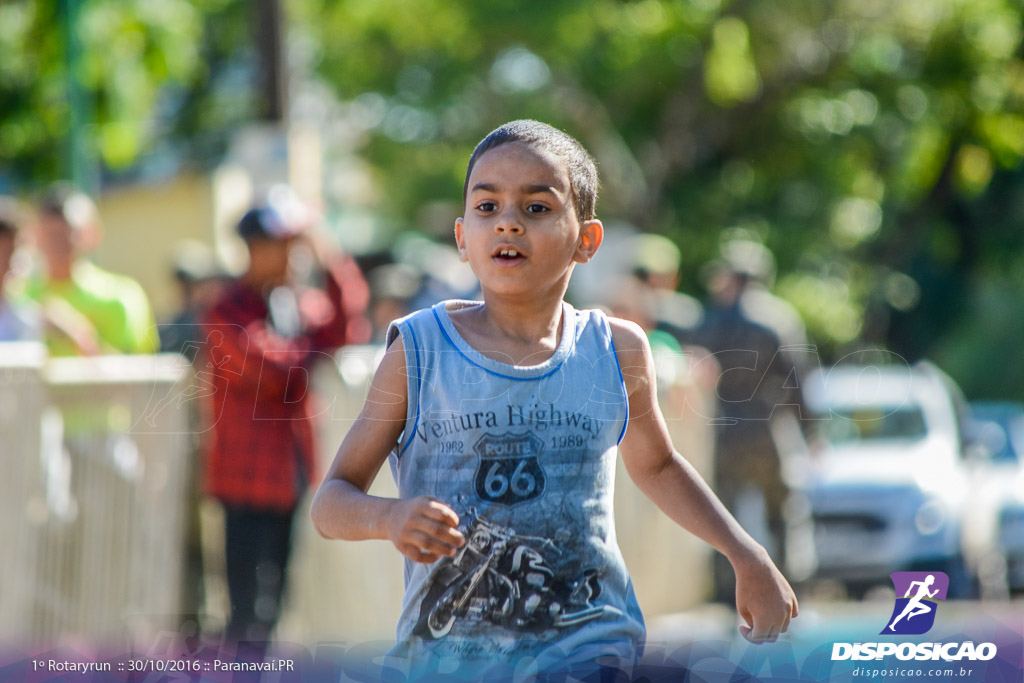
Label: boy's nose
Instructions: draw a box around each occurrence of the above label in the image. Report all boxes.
[494,212,524,234]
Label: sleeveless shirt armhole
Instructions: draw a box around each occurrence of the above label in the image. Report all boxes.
[387,320,422,459]
[604,314,630,446]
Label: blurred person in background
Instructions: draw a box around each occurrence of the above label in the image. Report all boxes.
[366,262,421,344]
[156,240,228,627]
[20,183,158,356]
[629,233,703,346]
[392,233,480,310]
[159,240,227,361]
[0,197,40,341]
[608,274,684,357]
[717,238,807,349]
[693,240,808,603]
[200,186,369,647]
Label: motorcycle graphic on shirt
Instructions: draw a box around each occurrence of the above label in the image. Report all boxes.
[413,510,620,639]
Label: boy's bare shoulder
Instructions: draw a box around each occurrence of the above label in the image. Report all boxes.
[384,330,405,354]
[365,331,408,405]
[606,317,655,397]
[606,315,650,359]
[380,329,408,374]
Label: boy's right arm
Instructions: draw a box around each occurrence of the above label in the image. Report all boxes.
[611,318,797,643]
[309,335,465,563]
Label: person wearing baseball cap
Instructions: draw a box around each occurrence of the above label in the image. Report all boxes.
[200,185,370,647]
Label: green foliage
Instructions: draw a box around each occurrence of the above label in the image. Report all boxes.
[0,0,205,180]
[3,0,1024,394]
[0,0,254,186]
[704,17,760,106]
[293,0,1024,378]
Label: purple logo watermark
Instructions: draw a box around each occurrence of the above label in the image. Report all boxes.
[881,571,949,635]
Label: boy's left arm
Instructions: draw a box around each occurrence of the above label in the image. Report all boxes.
[610,318,799,643]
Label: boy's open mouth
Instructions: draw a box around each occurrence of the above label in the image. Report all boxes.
[493,246,527,264]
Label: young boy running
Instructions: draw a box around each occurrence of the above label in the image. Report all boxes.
[311,120,797,678]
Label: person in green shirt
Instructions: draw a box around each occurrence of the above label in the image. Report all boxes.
[20,184,158,356]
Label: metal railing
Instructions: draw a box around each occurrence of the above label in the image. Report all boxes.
[0,346,191,645]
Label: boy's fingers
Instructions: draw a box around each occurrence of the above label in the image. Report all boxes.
[741,617,773,644]
[738,604,752,627]
[407,548,441,564]
[411,516,465,546]
[423,499,461,527]
[410,531,460,556]
[417,500,465,545]
[442,527,465,545]
[397,542,426,563]
[425,515,464,539]
[399,541,442,564]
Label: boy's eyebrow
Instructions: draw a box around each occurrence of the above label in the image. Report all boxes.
[468,182,562,196]
[469,182,499,194]
[522,183,560,195]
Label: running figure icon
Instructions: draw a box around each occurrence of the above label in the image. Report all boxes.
[888,574,939,632]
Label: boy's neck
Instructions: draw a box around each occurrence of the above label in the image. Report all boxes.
[486,293,563,338]
[452,290,567,366]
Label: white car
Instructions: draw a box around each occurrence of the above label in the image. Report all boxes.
[966,401,1024,595]
[998,493,1024,594]
[800,361,976,598]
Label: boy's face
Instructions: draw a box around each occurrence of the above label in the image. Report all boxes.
[455,142,602,300]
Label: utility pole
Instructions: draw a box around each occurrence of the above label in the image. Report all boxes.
[59,0,96,194]
[253,0,286,122]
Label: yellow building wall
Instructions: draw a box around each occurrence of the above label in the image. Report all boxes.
[91,173,215,320]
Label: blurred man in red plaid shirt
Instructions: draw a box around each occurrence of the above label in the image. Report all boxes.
[201,186,369,645]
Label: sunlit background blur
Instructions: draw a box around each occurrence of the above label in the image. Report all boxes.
[1,0,1023,653]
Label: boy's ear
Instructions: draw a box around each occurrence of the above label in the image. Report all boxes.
[573,219,604,264]
[454,218,469,262]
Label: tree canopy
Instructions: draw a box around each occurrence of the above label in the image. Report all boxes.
[2,0,1024,395]
[292,0,1024,381]
[0,0,256,188]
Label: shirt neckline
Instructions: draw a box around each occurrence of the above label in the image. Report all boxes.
[432,300,576,380]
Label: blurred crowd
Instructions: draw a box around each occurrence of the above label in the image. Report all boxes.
[0,186,158,353]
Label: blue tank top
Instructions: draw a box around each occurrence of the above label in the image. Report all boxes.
[384,300,645,678]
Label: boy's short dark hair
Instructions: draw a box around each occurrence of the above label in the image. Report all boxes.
[463,120,599,223]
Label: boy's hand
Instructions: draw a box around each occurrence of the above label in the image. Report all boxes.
[732,546,799,644]
[385,497,465,564]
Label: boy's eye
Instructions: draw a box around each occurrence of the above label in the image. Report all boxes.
[475,201,497,213]
[526,203,549,214]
